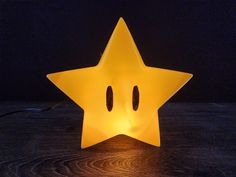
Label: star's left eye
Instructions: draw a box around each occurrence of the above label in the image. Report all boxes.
[106,86,113,111]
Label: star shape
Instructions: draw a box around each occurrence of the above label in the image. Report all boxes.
[47,18,192,148]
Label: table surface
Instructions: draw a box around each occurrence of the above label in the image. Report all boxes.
[0,102,235,177]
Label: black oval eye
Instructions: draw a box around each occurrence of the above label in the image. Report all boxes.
[106,86,113,111]
[132,85,139,111]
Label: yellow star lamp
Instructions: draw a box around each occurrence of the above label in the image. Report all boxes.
[47,18,193,148]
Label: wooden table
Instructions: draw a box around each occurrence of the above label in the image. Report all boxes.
[0,102,235,177]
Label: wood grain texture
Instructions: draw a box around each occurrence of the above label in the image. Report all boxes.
[0,102,235,177]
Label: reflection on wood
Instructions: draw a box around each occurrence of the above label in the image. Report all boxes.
[0,102,235,176]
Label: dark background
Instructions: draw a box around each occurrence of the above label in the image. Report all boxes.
[0,0,235,102]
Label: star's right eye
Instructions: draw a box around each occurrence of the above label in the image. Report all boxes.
[132,85,139,111]
[106,86,113,111]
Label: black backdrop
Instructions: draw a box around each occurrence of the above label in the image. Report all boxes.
[0,0,235,102]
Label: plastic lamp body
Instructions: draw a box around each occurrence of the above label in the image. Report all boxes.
[47,18,193,148]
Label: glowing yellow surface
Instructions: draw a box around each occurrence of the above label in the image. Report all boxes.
[47,18,193,148]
